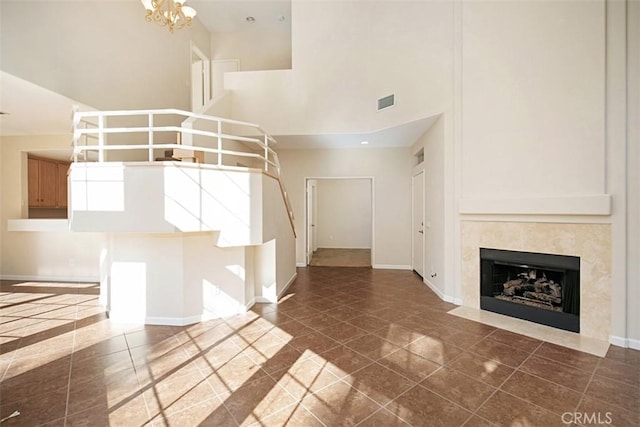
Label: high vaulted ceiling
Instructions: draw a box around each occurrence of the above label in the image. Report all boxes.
[0,1,435,148]
[190,0,291,33]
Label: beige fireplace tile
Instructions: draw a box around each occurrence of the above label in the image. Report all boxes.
[447,306,609,357]
[460,221,612,342]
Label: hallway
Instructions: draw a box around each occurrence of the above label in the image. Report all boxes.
[309,248,371,268]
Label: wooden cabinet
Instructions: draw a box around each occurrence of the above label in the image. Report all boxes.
[28,156,70,208]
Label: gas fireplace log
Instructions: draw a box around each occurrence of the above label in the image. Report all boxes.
[504,279,523,288]
[523,291,561,305]
[503,279,524,295]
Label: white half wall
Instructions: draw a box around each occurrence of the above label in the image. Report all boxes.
[0,135,105,281]
[316,179,372,249]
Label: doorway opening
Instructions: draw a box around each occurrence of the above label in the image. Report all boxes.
[191,43,211,112]
[305,177,374,267]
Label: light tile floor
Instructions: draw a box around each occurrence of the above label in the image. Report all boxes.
[0,268,638,426]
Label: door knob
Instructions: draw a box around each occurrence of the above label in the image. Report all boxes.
[418,230,424,234]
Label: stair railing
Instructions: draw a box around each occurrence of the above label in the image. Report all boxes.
[72,107,295,236]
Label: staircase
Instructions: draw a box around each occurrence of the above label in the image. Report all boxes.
[69,108,297,325]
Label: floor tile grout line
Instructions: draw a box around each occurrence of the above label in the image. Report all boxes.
[459,340,544,424]
[121,330,158,425]
[586,364,640,390]
[529,343,602,373]
[575,356,616,415]
[259,342,348,403]
[298,378,382,427]
[512,353,599,397]
[62,292,81,426]
[377,367,477,427]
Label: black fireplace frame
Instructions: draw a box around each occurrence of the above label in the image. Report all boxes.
[480,248,580,333]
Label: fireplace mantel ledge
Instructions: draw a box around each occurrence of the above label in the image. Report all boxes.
[459,195,611,216]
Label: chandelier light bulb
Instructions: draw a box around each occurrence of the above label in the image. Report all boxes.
[140,0,197,33]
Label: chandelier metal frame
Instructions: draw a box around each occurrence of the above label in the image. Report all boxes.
[141,0,197,33]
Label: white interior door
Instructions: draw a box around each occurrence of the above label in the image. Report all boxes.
[306,180,317,264]
[412,171,425,277]
[191,60,204,111]
[191,45,211,112]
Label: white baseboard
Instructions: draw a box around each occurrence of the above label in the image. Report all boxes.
[255,272,297,304]
[144,315,202,326]
[445,296,463,306]
[424,279,462,306]
[317,246,371,250]
[0,274,99,283]
[610,335,640,350]
[296,262,307,268]
[424,278,446,300]
[373,264,412,270]
[244,298,256,312]
[278,272,297,299]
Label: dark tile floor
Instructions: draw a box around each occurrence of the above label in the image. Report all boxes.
[0,268,638,426]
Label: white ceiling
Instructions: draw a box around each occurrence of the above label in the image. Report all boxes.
[273,116,439,149]
[190,0,291,33]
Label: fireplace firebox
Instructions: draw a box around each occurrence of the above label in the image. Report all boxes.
[480,248,580,333]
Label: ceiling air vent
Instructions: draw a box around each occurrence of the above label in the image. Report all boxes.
[377,94,395,111]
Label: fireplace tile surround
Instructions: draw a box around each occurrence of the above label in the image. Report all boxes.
[461,221,612,343]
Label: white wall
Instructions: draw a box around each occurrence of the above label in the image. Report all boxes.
[211,29,291,71]
[0,1,210,110]
[224,0,454,135]
[460,0,606,202]
[0,135,105,280]
[261,174,297,299]
[276,147,412,268]
[315,179,371,249]
[625,0,639,346]
[0,134,3,272]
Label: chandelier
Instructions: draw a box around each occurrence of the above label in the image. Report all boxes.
[140,0,197,33]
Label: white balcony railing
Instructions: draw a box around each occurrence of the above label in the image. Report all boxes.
[72,108,295,236]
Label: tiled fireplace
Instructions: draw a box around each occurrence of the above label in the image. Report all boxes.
[461,221,611,341]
